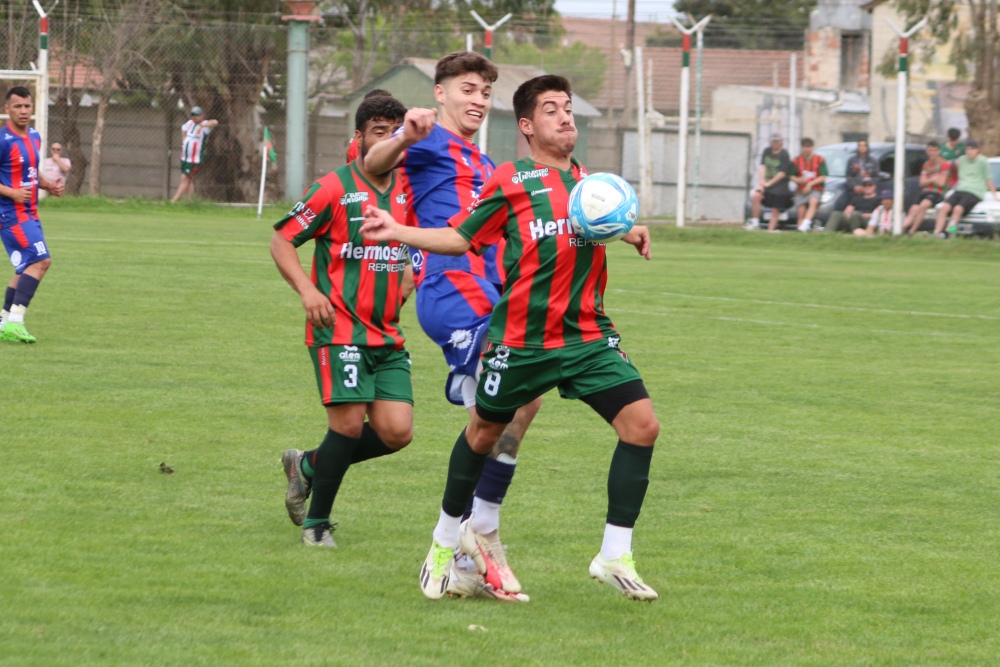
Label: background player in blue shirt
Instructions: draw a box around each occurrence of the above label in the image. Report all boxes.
[0,86,64,344]
[365,52,539,601]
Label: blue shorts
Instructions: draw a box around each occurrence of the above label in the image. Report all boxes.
[2,218,50,274]
[415,270,501,405]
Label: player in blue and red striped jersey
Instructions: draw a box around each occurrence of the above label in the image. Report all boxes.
[0,87,64,344]
[365,52,541,601]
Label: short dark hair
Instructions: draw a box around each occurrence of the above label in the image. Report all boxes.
[5,86,32,101]
[800,137,814,147]
[355,94,407,132]
[927,140,940,149]
[364,88,391,100]
[434,51,498,85]
[513,75,572,125]
[947,128,961,141]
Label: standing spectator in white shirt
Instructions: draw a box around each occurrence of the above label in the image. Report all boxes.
[43,143,71,189]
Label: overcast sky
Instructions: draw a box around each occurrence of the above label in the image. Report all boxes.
[554,0,675,23]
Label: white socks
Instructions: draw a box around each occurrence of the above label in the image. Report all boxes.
[470,499,501,535]
[432,509,462,549]
[600,524,633,561]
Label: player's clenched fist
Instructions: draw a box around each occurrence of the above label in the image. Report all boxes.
[401,108,437,146]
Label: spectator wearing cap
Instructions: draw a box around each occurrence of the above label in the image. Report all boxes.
[171,105,219,203]
[933,139,998,237]
[824,177,880,233]
[746,133,794,231]
[853,190,896,236]
[834,138,881,213]
[43,142,71,189]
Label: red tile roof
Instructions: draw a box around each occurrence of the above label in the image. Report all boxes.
[559,16,805,115]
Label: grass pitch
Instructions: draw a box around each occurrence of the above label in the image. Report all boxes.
[1,201,998,666]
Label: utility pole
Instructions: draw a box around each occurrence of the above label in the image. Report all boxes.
[470,10,512,156]
[282,1,321,200]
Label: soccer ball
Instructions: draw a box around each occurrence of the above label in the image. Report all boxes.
[568,173,638,243]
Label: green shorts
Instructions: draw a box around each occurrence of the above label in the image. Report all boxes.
[180,161,200,176]
[476,337,643,414]
[309,345,413,406]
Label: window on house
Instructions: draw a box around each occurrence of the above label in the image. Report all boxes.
[840,33,864,90]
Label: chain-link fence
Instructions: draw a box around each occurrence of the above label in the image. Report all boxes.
[0,3,980,219]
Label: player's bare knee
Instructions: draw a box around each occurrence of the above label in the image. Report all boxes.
[383,425,413,450]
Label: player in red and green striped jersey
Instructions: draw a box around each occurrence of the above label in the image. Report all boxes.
[270,94,416,548]
[362,75,661,601]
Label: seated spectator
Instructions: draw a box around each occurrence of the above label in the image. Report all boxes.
[904,141,951,234]
[824,177,880,232]
[833,138,880,212]
[853,190,895,236]
[43,143,71,188]
[790,137,827,232]
[746,134,793,232]
[933,139,998,238]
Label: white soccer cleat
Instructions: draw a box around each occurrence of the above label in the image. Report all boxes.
[446,563,530,603]
[419,540,454,600]
[459,519,522,593]
[589,552,658,602]
[797,220,813,232]
[301,523,336,548]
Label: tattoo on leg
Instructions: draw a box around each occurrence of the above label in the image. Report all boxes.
[491,431,521,460]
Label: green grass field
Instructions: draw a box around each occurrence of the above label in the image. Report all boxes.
[2,201,998,666]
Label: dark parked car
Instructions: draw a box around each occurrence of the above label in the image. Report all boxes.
[746,142,928,229]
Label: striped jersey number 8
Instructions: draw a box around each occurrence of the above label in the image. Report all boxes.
[344,364,358,388]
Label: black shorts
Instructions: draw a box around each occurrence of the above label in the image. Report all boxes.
[946,191,981,212]
[762,191,793,211]
[918,191,944,206]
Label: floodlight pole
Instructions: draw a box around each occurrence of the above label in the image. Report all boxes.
[886,16,928,236]
[32,0,49,173]
[669,15,711,227]
[470,11,511,156]
[282,1,321,201]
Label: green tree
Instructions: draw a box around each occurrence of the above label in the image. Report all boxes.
[493,41,606,99]
[892,0,1000,155]
[671,0,817,50]
[453,0,561,47]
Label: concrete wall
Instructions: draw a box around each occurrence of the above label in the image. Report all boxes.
[50,105,350,201]
[621,128,753,221]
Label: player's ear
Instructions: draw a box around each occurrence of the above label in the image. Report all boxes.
[517,116,533,141]
[433,83,446,106]
[354,128,362,142]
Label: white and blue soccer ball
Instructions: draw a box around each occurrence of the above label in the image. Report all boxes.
[568,172,638,243]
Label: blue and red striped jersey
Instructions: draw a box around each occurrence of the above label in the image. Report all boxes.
[0,122,42,227]
[399,123,501,286]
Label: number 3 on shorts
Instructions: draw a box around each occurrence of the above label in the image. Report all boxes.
[483,371,502,396]
[344,364,358,388]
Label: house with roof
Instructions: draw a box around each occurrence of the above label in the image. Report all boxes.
[345,58,601,165]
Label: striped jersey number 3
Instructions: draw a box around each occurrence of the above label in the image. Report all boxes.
[344,364,358,388]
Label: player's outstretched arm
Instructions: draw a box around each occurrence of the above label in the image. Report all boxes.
[270,231,336,329]
[621,225,651,260]
[361,205,471,256]
[364,107,437,175]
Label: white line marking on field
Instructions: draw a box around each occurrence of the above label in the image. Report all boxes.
[610,289,1000,321]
